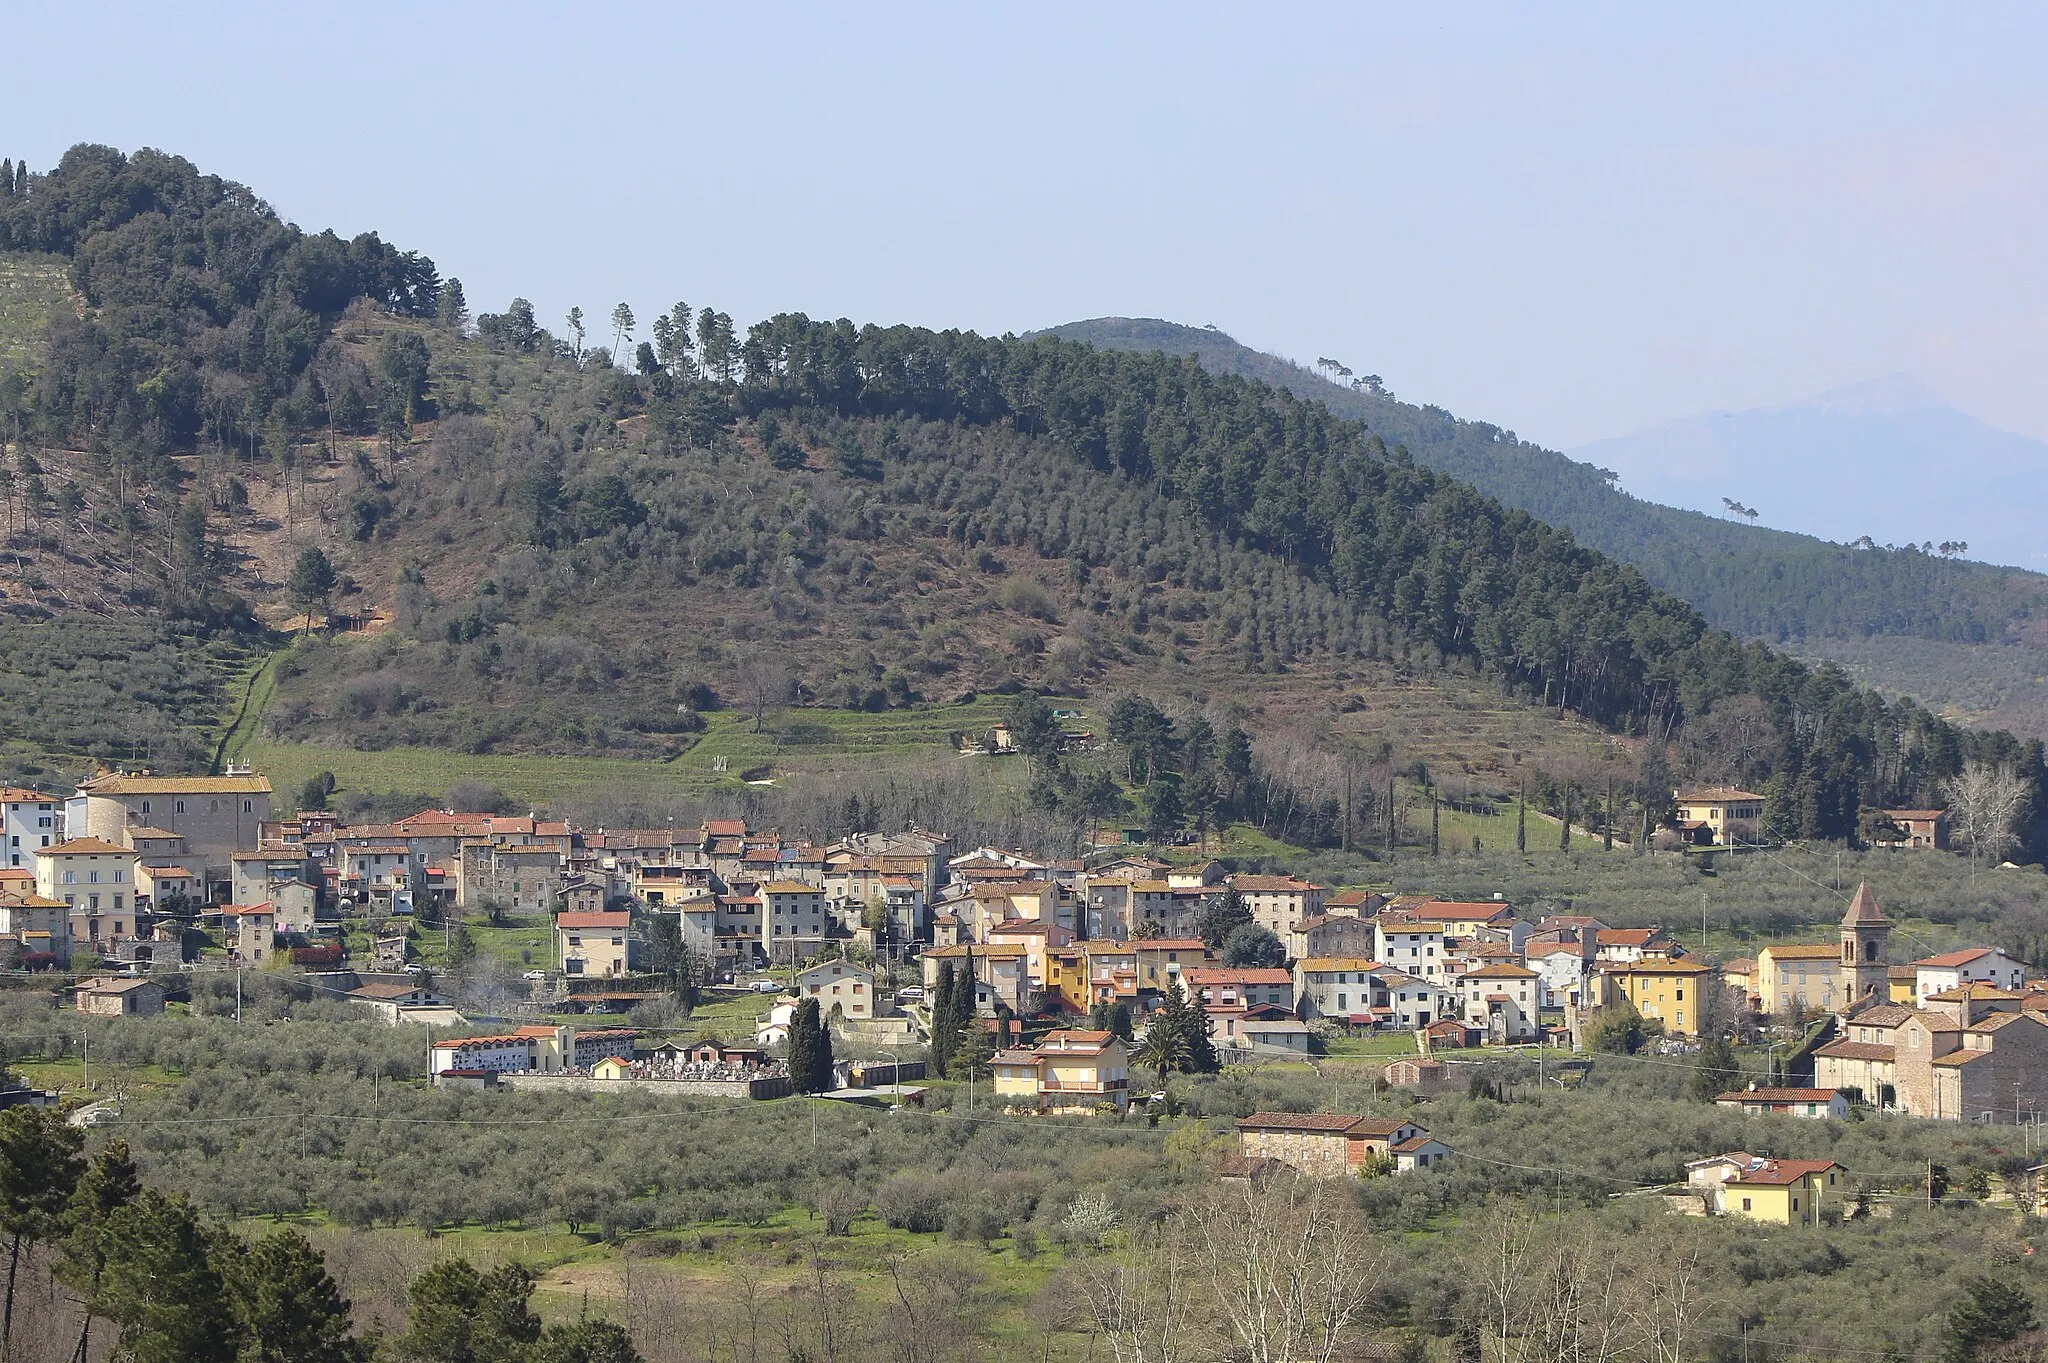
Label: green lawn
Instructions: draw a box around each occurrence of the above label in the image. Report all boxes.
[241,697,1042,809]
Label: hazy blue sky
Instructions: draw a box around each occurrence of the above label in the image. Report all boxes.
[9,3,2046,448]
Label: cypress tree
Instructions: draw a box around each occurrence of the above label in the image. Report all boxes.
[929,961,958,1075]
[786,997,833,1094]
[0,162,11,197]
[1517,779,1527,853]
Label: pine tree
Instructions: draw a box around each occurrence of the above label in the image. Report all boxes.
[0,1105,84,1356]
[55,1138,140,1363]
[950,1015,997,1081]
[786,997,834,1094]
[439,278,470,332]
[1688,1035,1741,1103]
[221,1228,368,1363]
[93,1189,241,1363]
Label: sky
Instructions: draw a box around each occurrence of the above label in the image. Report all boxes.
[7,3,2048,450]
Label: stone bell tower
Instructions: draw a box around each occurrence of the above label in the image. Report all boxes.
[1839,882,1892,1002]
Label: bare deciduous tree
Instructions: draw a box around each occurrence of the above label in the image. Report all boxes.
[1185,1177,1384,1363]
[1947,760,2030,865]
[1080,1177,1383,1363]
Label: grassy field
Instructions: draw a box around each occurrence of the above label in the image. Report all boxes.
[0,251,71,372]
[287,1203,1080,1351]
[239,696,1037,812]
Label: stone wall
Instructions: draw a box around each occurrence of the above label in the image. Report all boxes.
[500,1073,792,1100]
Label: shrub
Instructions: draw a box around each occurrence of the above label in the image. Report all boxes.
[877,1174,948,1233]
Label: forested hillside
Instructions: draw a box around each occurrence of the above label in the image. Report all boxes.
[1037,318,2048,647]
[0,144,2042,856]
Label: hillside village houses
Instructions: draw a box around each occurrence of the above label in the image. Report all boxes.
[5,758,2044,1133]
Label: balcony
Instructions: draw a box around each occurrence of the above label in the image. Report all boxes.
[1040,1077,1128,1093]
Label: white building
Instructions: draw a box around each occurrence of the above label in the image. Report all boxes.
[795,959,883,1021]
[760,881,829,957]
[1377,968,1450,1029]
[1293,958,1387,1023]
[1454,963,1542,1042]
[1527,942,1593,1009]
[1375,918,1445,980]
[1914,948,2028,1006]
[0,788,61,868]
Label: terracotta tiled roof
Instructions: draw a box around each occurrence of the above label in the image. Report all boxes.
[1228,874,1319,892]
[1726,1157,1839,1185]
[1716,1088,1840,1103]
[1239,1111,1379,1133]
[1841,883,1889,926]
[81,773,271,794]
[557,911,630,929]
[36,838,134,856]
[1813,1040,1896,1061]
[1762,943,1842,961]
[1184,968,1292,986]
[1915,948,1995,969]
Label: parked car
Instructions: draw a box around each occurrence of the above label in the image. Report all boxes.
[750,979,783,993]
[895,986,925,1001]
[522,970,549,981]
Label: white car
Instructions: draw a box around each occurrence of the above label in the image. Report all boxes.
[895,986,925,1001]
[523,970,549,980]
[750,980,783,993]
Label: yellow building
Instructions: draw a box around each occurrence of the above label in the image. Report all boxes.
[1757,943,1846,1015]
[1688,1153,1842,1225]
[591,1055,635,1080]
[1601,958,1712,1036]
[1672,787,1765,842]
[990,1030,1131,1111]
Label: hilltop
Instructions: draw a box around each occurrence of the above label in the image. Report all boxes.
[1038,317,2048,740]
[0,144,2040,862]
[1036,320,2048,639]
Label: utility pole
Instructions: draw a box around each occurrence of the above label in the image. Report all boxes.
[235,967,243,1023]
[1604,777,1614,852]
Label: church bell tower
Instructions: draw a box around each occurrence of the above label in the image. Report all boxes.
[1839,882,1891,1002]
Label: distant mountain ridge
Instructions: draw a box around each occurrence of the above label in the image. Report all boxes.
[1573,373,2048,571]
[1035,318,2048,649]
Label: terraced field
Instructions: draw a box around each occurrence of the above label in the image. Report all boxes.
[0,251,70,372]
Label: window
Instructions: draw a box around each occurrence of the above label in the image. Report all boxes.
[243,800,253,813]
[175,801,185,815]
[1741,1197,1752,1211]
[141,801,151,815]
[62,870,75,885]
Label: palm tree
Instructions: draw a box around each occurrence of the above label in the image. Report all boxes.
[1133,1027,1188,1089]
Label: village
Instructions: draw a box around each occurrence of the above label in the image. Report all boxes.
[4,771,2045,1229]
